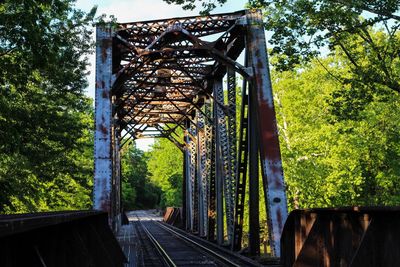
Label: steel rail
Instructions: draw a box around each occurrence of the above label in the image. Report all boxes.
[136,217,176,267]
[154,221,244,267]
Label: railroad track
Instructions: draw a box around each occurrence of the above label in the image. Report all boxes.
[134,216,268,267]
[134,216,174,266]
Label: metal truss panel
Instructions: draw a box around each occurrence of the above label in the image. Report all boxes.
[226,68,237,243]
[118,11,246,38]
[214,78,235,245]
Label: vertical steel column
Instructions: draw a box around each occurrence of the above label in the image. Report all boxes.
[113,126,122,230]
[94,25,114,226]
[213,79,225,245]
[197,111,208,237]
[207,101,216,242]
[214,77,235,245]
[232,60,250,251]
[227,68,237,244]
[182,142,187,229]
[204,101,212,238]
[189,121,198,233]
[246,9,288,257]
[248,83,260,256]
[184,121,193,231]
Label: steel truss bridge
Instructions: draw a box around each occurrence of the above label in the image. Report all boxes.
[1,9,399,267]
[94,9,287,257]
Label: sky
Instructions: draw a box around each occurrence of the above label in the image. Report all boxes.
[75,0,248,150]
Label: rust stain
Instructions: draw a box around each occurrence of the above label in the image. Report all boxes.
[102,90,109,99]
[95,80,103,88]
[99,124,108,135]
[101,39,112,62]
[276,208,283,232]
[258,100,281,161]
[273,174,283,189]
[95,176,111,212]
[256,59,263,69]
[100,194,111,212]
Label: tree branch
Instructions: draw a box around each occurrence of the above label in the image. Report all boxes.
[0,48,15,57]
[331,0,400,21]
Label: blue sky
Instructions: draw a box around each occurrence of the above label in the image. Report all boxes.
[75,0,248,150]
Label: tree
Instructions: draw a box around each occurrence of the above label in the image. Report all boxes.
[164,0,400,20]
[163,0,400,95]
[0,0,96,212]
[272,51,400,209]
[121,143,161,210]
[147,137,184,208]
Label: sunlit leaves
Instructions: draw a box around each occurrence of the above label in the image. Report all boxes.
[273,50,400,209]
[0,0,95,213]
[147,137,184,208]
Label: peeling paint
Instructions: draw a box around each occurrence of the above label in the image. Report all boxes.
[94,25,115,228]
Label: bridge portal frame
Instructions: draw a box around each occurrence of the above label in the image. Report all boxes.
[94,9,287,257]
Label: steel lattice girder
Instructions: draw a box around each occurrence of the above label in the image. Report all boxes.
[94,9,288,258]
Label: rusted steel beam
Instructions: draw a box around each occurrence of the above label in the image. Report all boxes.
[94,25,114,226]
[119,103,157,141]
[154,124,184,151]
[117,10,246,37]
[281,207,400,267]
[245,9,288,257]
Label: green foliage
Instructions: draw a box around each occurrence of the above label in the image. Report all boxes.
[256,1,400,93]
[147,137,184,208]
[273,51,400,209]
[164,0,400,94]
[0,0,95,213]
[121,143,161,210]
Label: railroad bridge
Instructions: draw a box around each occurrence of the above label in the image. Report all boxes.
[1,9,400,267]
[94,8,286,257]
